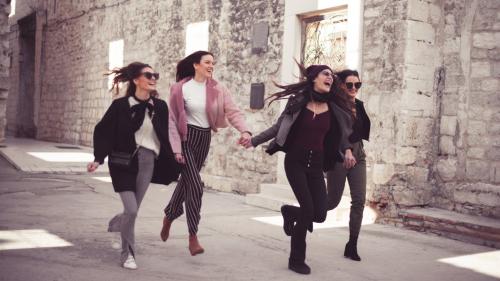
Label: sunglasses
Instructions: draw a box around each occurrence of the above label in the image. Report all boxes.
[141,72,160,80]
[345,82,362,90]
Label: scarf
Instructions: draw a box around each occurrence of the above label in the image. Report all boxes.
[130,95,154,132]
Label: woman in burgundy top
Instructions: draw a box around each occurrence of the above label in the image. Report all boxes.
[243,64,355,275]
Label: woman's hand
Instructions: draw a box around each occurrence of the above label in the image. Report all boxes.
[174,153,185,164]
[87,162,100,172]
[343,149,357,169]
[238,132,252,148]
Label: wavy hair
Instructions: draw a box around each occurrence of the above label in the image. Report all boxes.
[176,51,214,82]
[106,62,158,97]
[266,61,355,119]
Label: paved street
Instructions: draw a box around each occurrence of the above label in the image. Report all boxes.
[0,152,499,281]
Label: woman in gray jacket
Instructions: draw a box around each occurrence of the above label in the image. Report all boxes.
[242,64,355,275]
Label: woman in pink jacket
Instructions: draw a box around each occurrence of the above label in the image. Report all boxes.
[161,50,252,255]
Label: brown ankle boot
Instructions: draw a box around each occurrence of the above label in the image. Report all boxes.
[188,234,204,256]
[160,216,172,242]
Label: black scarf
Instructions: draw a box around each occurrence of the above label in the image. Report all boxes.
[309,89,332,103]
[130,95,154,132]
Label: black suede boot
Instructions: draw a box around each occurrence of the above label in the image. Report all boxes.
[288,259,311,275]
[344,235,361,261]
[280,205,294,236]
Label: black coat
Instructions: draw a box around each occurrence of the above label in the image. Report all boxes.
[93,96,181,192]
[351,99,371,142]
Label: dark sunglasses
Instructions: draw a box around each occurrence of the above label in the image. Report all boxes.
[345,82,362,90]
[141,72,160,80]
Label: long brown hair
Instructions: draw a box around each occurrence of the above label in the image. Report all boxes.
[266,62,356,119]
[106,62,158,97]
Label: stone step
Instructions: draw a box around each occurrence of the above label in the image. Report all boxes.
[245,183,352,212]
[245,183,299,211]
[400,207,500,249]
[258,183,297,201]
[245,192,298,212]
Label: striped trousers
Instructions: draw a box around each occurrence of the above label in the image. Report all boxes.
[164,125,211,235]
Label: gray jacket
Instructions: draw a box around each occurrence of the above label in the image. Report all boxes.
[251,93,354,168]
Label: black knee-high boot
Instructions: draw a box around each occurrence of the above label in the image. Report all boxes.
[288,222,311,274]
[344,235,361,261]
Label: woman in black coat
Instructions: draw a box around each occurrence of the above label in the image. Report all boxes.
[326,69,370,261]
[242,64,355,275]
[87,62,181,270]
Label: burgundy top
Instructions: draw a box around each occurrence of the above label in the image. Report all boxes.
[287,108,331,151]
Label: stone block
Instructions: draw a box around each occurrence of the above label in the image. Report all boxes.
[471,61,491,77]
[494,163,500,183]
[393,186,432,206]
[407,20,435,44]
[488,48,500,60]
[404,64,435,80]
[429,3,442,25]
[400,90,434,116]
[441,94,459,115]
[364,7,381,18]
[395,147,417,165]
[437,158,457,181]
[472,32,500,49]
[466,160,490,181]
[481,78,499,92]
[381,147,396,164]
[488,123,500,135]
[467,120,487,136]
[408,166,430,186]
[467,147,486,160]
[440,115,457,136]
[397,117,434,147]
[493,61,500,77]
[407,0,430,22]
[443,38,460,54]
[439,136,456,155]
[471,47,488,59]
[405,40,436,65]
[372,164,395,185]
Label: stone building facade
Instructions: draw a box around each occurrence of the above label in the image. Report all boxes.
[361,0,500,221]
[0,0,10,142]
[6,0,500,222]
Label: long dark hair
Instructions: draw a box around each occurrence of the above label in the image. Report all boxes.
[176,51,214,82]
[336,69,359,83]
[335,69,360,118]
[266,62,355,118]
[106,62,157,97]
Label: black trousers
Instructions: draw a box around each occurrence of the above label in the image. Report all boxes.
[283,148,327,263]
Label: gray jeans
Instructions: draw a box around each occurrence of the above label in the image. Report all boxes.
[108,147,155,263]
[326,141,366,238]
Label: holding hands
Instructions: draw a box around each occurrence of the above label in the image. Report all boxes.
[238,131,253,149]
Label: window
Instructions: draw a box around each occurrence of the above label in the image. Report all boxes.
[108,39,124,90]
[301,9,348,70]
[185,21,209,56]
[9,0,16,17]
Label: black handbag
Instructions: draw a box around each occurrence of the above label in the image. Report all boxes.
[109,147,139,168]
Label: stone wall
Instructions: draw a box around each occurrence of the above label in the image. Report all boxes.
[8,0,284,193]
[433,0,500,218]
[363,0,500,220]
[0,0,10,142]
[6,0,500,216]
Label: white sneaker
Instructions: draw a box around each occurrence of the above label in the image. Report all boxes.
[123,254,138,270]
